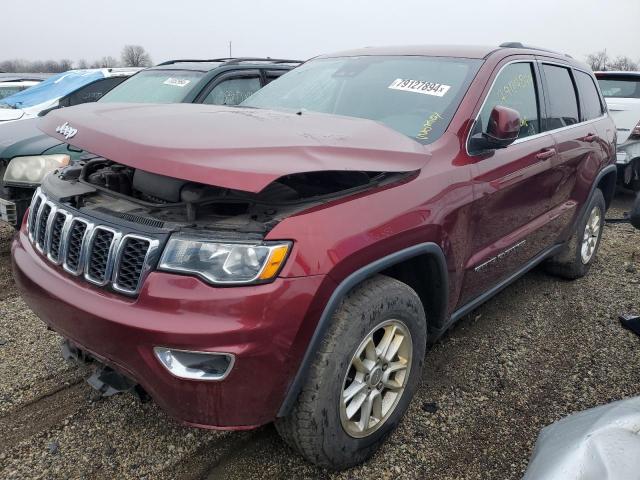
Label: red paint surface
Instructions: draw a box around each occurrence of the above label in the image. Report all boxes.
[15,46,616,428]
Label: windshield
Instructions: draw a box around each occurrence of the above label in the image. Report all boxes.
[100,70,205,103]
[242,56,481,144]
[0,70,105,108]
[597,76,640,99]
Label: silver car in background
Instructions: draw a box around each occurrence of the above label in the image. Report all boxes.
[596,71,640,191]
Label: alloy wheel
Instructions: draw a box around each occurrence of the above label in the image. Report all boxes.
[340,319,413,438]
[581,205,602,264]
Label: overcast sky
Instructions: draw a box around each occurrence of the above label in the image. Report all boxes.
[2,0,639,64]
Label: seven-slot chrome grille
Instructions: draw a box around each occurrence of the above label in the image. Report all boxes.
[27,188,159,295]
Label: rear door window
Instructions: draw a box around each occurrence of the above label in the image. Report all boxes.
[477,62,541,139]
[264,70,287,84]
[574,71,604,121]
[59,77,126,107]
[541,64,579,130]
[202,76,261,105]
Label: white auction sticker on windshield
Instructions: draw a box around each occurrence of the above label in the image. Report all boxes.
[163,78,191,87]
[388,79,451,97]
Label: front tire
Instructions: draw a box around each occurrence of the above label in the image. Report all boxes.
[275,275,426,470]
[545,188,606,279]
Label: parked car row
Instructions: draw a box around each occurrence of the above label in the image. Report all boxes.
[0,68,142,124]
[4,43,638,470]
[0,73,51,100]
[0,58,301,228]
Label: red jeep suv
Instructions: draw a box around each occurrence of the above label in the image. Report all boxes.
[12,43,616,469]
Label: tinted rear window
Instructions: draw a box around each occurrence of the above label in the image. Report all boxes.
[542,64,579,129]
[574,71,603,120]
[597,76,640,99]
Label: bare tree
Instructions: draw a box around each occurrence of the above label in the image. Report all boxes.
[608,56,639,71]
[59,59,73,72]
[76,59,89,69]
[0,59,73,73]
[120,45,152,67]
[585,50,609,71]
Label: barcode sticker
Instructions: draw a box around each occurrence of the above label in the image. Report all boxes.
[163,78,191,87]
[388,79,451,97]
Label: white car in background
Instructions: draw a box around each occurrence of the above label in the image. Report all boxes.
[0,74,51,100]
[595,71,640,191]
[0,68,141,124]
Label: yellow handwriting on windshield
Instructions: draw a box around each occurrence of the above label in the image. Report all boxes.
[417,112,443,140]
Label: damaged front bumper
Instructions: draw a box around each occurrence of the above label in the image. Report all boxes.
[12,227,327,429]
[62,338,149,401]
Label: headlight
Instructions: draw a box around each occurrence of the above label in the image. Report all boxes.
[158,235,291,285]
[3,154,70,185]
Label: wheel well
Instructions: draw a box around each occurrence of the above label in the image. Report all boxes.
[380,253,447,334]
[597,170,616,209]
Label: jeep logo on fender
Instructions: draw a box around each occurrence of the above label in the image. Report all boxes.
[55,122,78,140]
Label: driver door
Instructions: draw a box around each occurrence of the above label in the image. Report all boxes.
[460,60,565,305]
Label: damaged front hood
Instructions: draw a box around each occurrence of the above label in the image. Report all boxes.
[38,103,429,192]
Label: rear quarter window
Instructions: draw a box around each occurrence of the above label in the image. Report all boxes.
[574,71,604,121]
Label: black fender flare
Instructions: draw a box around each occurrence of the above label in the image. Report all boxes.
[277,242,448,417]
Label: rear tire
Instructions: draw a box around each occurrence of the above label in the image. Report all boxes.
[275,275,426,470]
[545,188,606,279]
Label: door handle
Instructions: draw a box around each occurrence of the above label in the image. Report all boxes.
[583,133,598,142]
[536,148,556,161]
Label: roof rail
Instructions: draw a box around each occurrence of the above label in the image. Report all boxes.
[224,57,303,65]
[156,57,303,66]
[499,42,573,59]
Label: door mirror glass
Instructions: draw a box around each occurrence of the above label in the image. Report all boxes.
[631,194,640,230]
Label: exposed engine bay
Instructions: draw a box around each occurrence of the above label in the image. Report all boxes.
[41,159,410,235]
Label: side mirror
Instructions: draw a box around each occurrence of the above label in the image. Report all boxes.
[469,105,521,153]
[631,194,640,230]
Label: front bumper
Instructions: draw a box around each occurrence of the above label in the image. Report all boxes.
[0,197,16,225]
[12,227,327,429]
[0,185,35,228]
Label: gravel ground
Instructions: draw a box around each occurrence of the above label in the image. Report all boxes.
[0,193,638,479]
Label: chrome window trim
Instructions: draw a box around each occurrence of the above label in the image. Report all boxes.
[465,59,607,156]
[112,234,159,295]
[84,226,122,287]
